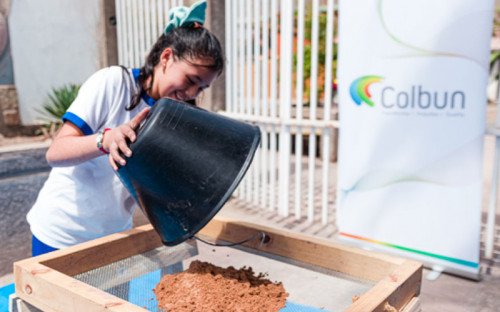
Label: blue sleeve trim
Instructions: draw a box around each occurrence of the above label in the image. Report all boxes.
[62,112,94,135]
[141,93,157,107]
[132,68,156,107]
[132,68,140,82]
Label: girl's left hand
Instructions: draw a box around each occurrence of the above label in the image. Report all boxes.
[103,107,150,170]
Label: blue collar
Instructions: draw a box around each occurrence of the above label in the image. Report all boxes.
[132,68,157,107]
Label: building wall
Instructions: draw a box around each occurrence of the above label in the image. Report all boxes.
[0,10,13,85]
[8,0,116,125]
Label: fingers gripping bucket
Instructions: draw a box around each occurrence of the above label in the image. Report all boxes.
[116,98,261,246]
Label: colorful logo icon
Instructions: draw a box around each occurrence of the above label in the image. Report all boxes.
[350,76,383,106]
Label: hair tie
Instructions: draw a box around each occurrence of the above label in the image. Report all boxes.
[164,0,206,35]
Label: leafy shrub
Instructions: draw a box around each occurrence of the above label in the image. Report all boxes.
[293,6,338,105]
[36,84,80,137]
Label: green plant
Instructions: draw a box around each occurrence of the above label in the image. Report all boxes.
[491,51,500,73]
[293,6,338,105]
[36,84,80,138]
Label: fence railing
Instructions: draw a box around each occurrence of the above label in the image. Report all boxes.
[115,0,184,68]
[222,0,337,224]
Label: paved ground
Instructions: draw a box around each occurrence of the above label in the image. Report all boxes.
[0,146,51,277]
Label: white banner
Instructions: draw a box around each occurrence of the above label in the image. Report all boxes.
[337,0,494,279]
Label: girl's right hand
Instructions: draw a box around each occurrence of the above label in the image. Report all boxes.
[103,107,150,171]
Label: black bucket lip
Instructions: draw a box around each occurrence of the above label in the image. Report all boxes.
[162,124,261,246]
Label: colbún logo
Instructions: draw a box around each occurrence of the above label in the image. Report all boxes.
[350,76,383,106]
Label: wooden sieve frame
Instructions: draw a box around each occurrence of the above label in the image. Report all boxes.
[14,216,422,312]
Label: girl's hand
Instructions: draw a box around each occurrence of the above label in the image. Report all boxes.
[103,107,150,170]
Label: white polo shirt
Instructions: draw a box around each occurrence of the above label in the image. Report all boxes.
[27,66,154,249]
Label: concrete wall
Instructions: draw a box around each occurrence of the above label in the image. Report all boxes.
[8,0,117,125]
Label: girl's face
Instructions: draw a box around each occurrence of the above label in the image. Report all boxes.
[150,48,219,103]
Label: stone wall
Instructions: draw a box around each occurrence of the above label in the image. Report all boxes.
[0,85,19,126]
[0,85,39,137]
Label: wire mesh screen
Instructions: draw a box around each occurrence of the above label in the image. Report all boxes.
[71,238,374,312]
[73,241,198,311]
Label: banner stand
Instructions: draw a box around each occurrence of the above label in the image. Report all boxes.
[336,0,493,279]
[337,236,481,281]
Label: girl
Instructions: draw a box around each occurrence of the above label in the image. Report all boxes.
[27,0,224,256]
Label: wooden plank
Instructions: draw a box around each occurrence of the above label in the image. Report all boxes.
[197,216,409,282]
[14,262,145,312]
[38,225,162,276]
[345,260,422,312]
[12,225,164,312]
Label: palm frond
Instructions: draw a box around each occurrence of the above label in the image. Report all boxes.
[34,84,81,138]
[36,84,80,122]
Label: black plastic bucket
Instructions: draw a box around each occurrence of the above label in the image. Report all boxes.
[116,98,261,246]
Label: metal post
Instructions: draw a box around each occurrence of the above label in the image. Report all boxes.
[485,78,500,259]
[278,0,294,216]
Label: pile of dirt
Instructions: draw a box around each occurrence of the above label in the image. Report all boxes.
[154,260,289,312]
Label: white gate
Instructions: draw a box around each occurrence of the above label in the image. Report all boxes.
[115,0,184,68]
[222,0,338,224]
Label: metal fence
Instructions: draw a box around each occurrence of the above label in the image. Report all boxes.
[115,0,184,68]
[221,0,338,224]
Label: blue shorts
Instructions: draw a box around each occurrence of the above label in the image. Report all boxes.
[32,235,58,257]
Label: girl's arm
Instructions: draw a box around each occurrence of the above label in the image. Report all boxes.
[45,122,103,167]
[46,108,150,170]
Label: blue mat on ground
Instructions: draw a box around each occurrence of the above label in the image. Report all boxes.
[0,283,14,312]
[281,302,329,311]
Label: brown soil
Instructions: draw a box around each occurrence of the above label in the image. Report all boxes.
[154,260,289,312]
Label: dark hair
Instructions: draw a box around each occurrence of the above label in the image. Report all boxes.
[127,26,224,110]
